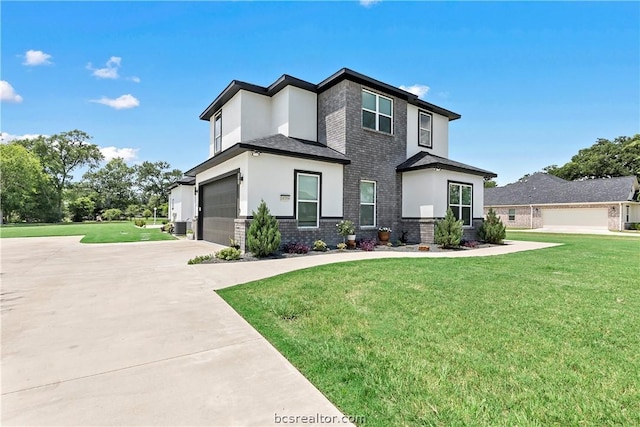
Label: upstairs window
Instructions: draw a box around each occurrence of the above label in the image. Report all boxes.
[214,112,222,154]
[362,90,393,134]
[419,111,432,148]
[448,182,473,227]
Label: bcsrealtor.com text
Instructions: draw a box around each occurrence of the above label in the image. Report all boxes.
[274,412,366,424]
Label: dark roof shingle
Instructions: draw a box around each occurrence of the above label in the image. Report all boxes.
[397,151,496,178]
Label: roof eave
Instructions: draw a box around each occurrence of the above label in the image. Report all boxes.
[397,163,497,178]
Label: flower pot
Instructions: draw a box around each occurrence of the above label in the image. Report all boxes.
[347,234,356,249]
[378,231,390,243]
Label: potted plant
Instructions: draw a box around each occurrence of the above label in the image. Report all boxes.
[336,219,356,248]
[186,229,194,240]
[377,226,392,243]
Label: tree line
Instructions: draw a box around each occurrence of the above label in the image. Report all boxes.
[0,129,183,223]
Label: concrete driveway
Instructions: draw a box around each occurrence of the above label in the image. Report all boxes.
[1,237,352,426]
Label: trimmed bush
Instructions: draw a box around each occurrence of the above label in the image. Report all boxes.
[283,241,310,254]
[247,200,281,257]
[134,219,146,227]
[435,208,463,248]
[478,208,506,244]
[216,247,241,261]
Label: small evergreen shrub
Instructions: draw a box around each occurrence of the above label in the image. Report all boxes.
[478,208,506,244]
[187,254,214,265]
[435,208,463,248]
[246,200,281,257]
[215,247,241,261]
[134,219,146,227]
[312,240,328,252]
[283,241,310,254]
[359,238,377,251]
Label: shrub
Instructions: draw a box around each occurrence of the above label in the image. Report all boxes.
[283,241,310,254]
[229,237,241,249]
[215,247,241,261]
[312,240,328,252]
[478,208,506,244]
[435,208,463,248]
[68,197,95,222]
[102,208,123,222]
[336,242,347,250]
[142,209,152,219]
[134,219,146,227]
[462,239,479,248]
[359,238,377,251]
[246,200,281,257]
[187,254,214,265]
[399,230,409,244]
[336,220,355,238]
[161,223,174,233]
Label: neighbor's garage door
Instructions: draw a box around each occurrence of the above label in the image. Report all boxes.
[200,173,238,244]
[541,208,608,229]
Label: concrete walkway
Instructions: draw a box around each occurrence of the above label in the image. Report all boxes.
[1,237,558,426]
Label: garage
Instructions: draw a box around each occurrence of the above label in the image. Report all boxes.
[542,207,608,230]
[198,172,238,244]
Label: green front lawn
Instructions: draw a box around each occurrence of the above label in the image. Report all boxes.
[219,233,640,426]
[0,221,176,243]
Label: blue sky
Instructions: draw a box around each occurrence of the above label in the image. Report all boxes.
[2,1,638,185]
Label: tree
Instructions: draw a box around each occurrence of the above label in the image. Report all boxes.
[0,143,50,222]
[102,208,123,221]
[83,158,137,211]
[136,161,183,206]
[478,208,506,244]
[15,130,103,221]
[246,200,281,257]
[68,197,96,222]
[484,178,498,188]
[434,208,463,248]
[545,135,640,181]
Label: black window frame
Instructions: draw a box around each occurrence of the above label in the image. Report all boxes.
[418,110,433,148]
[447,181,473,227]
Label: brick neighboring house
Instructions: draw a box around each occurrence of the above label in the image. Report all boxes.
[484,173,640,231]
[185,68,496,250]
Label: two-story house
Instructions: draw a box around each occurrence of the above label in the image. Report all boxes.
[184,68,496,250]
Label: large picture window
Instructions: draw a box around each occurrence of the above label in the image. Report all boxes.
[448,182,473,226]
[419,111,432,148]
[360,180,376,227]
[214,112,222,154]
[297,172,320,228]
[362,90,393,134]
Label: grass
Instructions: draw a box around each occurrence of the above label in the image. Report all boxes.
[219,233,640,426]
[0,221,176,243]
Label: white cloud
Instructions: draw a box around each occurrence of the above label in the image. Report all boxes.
[23,49,53,66]
[0,81,23,103]
[100,146,139,162]
[127,76,141,83]
[400,84,430,99]
[360,0,381,7]
[91,94,140,109]
[87,56,122,79]
[0,132,44,143]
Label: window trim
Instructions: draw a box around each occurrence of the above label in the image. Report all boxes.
[295,170,321,228]
[418,110,433,148]
[359,180,377,228]
[362,89,393,134]
[213,111,222,154]
[508,208,516,221]
[447,181,473,227]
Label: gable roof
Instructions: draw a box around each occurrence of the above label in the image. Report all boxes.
[485,173,639,205]
[185,134,350,176]
[200,68,460,122]
[167,176,195,190]
[396,151,497,178]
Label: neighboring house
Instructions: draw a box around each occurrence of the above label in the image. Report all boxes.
[185,68,496,249]
[484,173,640,231]
[168,176,196,223]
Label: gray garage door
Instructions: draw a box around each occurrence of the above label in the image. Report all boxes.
[200,173,238,244]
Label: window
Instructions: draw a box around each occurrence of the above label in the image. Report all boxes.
[508,208,516,221]
[297,172,320,228]
[448,182,473,226]
[419,111,432,148]
[360,180,376,227]
[626,205,630,222]
[362,90,393,134]
[214,112,222,154]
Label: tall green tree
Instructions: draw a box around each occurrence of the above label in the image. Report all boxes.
[82,158,137,211]
[15,130,104,220]
[545,135,640,181]
[136,161,183,205]
[0,143,50,222]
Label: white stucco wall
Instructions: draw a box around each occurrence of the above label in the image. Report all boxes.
[402,169,485,220]
[406,104,449,159]
[241,91,272,142]
[169,185,195,222]
[209,91,242,157]
[247,153,343,217]
[287,86,317,141]
[195,153,250,216]
[271,87,290,136]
